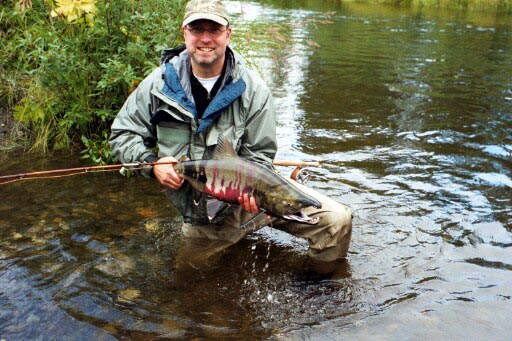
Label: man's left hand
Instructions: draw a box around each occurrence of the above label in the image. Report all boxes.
[238,193,259,214]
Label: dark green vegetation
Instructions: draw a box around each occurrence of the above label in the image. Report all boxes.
[0,0,184,163]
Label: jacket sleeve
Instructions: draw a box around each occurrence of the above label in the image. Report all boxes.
[238,71,277,169]
[109,69,159,175]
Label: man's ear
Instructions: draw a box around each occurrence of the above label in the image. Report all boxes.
[226,26,232,43]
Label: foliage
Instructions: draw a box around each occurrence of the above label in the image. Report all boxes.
[51,0,98,25]
[0,0,185,161]
[80,132,115,165]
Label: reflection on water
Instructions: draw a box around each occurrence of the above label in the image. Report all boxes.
[1,1,511,339]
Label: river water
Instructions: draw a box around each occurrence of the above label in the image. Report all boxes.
[1,1,511,339]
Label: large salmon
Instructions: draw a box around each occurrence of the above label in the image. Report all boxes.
[173,137,322,224]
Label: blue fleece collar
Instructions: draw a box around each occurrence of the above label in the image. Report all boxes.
[162,63,197,117]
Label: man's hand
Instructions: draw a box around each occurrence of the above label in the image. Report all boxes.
[238,192,260,214]
[153,156,184,190]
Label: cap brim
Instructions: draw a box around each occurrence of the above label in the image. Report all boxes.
[183,13,228,27]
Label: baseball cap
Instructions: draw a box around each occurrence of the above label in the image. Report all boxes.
[182,0,229,27]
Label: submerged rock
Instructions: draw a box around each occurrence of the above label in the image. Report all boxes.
[95,252,134,277]
[71,233,92,244]
[117,288,141,303]
[136,207,159,218]
[86,239,110,254]
[144,219,161,233]
[12,232,23,240]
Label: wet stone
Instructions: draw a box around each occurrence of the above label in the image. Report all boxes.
[102,323,119,334]
[71,233,92,244]
[12,232,23,240]
[41,262,64,274]
[27,220,47,234]
[136,207,158,218]
[95,252,134,277]
[144,219,162,233]
[86,239,110,254]
[52,217,70,230]
[26,314,40,324]
[0,203,14,212]
[116,214,133,222]
[31,236,47,245]
[121,227,139,237]
[71,207,102,220]
[117,288,141,303]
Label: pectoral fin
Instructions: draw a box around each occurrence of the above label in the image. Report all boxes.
[240,210,268,231]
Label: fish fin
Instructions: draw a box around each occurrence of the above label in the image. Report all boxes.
[207,199,235,224]
[178,155,189,163]
[240,210,268,231]
[207,198,225,219]
[212,135,238,159]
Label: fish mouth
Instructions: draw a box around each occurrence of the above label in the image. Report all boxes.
[282,209,320,225]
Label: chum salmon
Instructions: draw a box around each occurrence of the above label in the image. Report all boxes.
[173,137,322,224]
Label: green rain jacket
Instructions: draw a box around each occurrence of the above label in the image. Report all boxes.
[109,46,277,223]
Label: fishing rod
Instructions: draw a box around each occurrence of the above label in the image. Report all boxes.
[0,161,175,185]
[273,160,320,167]
[0,160,320,185]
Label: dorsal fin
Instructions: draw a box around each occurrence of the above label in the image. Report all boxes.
[212,135,238,159]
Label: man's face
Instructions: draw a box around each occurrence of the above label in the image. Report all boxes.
[183,20,231,72]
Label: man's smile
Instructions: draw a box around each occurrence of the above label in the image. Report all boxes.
[198,47,214,52]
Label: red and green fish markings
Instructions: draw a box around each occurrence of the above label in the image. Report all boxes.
[173,137,322,224]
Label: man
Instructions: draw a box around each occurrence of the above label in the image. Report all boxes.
[109,0,352,274]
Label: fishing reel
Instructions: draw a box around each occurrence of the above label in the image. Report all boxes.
[290,167,311,185]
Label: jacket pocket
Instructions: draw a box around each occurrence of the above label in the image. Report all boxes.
[157,121,191,144]
[156,120,191,158]
[151,109,191,156]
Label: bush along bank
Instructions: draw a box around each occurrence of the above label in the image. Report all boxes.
[0,0,185,163]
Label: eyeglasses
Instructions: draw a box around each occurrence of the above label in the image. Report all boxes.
[185,25,227,38]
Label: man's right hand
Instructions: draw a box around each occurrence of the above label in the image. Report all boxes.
[153,156,184,190]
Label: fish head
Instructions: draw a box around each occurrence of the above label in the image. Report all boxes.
[263,187,322,225]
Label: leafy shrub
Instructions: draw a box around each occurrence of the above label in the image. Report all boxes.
[1,0,185,162]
